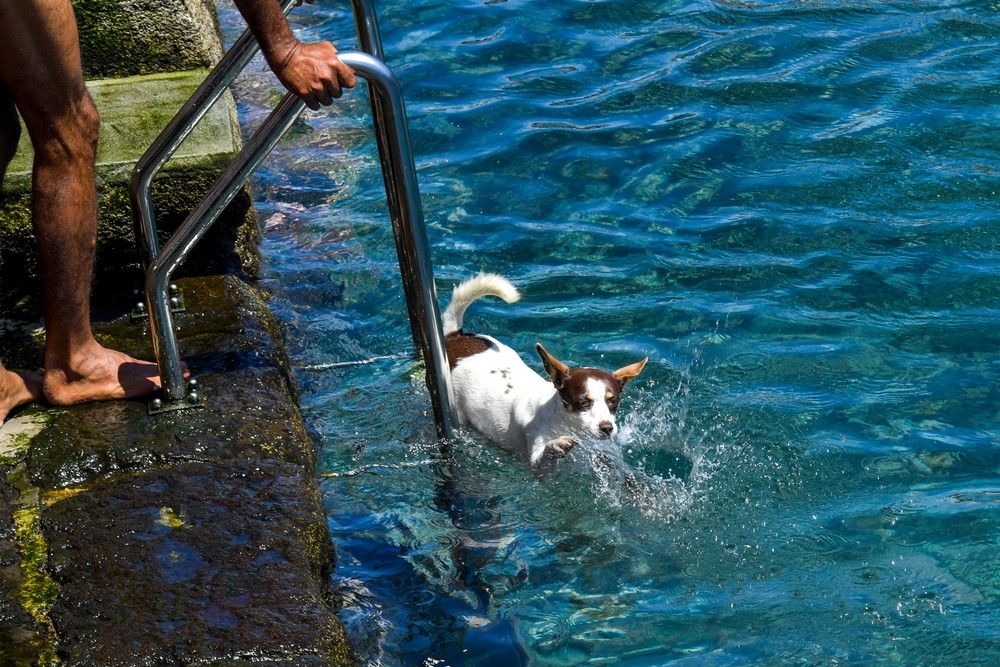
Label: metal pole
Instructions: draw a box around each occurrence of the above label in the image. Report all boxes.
[129,0,298,270]
[145,93,306,401]
[350,0,384,60]
[345,1,427,356]
[338,52,455,439]
[144,52,454,438]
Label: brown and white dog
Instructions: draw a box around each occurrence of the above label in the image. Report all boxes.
[443,273,648,468]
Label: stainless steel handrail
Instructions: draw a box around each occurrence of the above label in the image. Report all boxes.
[130,0,298,268]
[350,0,384,60]
[130,0,385,269]
[142,51,455,439]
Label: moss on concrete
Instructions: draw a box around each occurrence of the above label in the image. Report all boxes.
[6,465,59,665]
[41,486,88,509]
[5,70,240,177]
[72,0,224,79]
[11,504,57,645]
[0,462,52,665]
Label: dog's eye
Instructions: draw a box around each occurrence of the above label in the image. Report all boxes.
[574,398,593,411]
[607,396,620,411]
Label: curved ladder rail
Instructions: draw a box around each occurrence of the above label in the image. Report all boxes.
[142,52,455,439]
[130,0,383,268]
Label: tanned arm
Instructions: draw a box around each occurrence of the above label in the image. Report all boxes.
[232,0,356,110]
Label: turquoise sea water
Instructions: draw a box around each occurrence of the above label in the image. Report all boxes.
[219,0,1000,663]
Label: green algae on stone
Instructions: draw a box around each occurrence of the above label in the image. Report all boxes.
[12,507,58,630]
[7,465,59,665]
[72,0,223,79]
[41,486,90,508]
[6,71,239,178]
[157,506,189,530]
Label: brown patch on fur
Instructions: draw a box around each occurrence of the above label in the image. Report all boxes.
[535,344,630,412]
[557,368,624,413]
[445,332,494,369]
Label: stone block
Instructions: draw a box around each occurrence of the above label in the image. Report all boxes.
[0,275,353,664]
[45,460,349,665]
[0,71,259,312]
[73,0,225,79]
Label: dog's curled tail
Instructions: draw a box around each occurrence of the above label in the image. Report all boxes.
[442,273,520,335]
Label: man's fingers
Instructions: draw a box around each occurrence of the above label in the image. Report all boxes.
[324,79,342,101]
[315,82,333,106]
[274,41,355,108]
[335,61,357,88]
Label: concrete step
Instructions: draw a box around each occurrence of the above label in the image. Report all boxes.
[0,70,258,312]
[6,69,240,183]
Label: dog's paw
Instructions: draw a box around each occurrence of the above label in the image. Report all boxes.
[546,436,578,458]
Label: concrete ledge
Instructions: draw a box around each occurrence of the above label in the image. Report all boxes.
[0,275,352,664]
[0,1,352,663]
[0,71,258,312]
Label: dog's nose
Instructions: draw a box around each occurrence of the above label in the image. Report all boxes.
[599,421,615,437]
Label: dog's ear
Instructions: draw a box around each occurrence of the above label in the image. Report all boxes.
[536,343,570,387]
[612,357,648,387]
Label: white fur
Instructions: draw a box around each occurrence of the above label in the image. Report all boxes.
[442,272,520,335]
[446,275,618,467]
[576,377,617,438]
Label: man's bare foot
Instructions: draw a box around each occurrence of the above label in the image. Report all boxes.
[43,344,164,406]
[0,368,43,422]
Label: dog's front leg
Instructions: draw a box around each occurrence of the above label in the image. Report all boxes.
[544,435,578,459]
[530,436,579,474]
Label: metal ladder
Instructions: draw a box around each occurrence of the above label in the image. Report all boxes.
[129,0,455,439]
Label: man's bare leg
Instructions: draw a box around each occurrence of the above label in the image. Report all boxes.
[0,75,45,420]
[0,0,163,404]
[0,80,19,185]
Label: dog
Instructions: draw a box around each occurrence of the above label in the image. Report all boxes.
[442,273,648,468]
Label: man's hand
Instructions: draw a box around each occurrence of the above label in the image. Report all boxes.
[232,0,356,110]
[271,40,356,110]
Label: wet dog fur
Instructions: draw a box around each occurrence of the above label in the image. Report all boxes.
[443,273,647,468]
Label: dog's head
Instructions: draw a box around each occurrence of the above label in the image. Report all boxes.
[536,343,648,440]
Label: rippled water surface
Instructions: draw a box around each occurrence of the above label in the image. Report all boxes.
[218,0,1000,663]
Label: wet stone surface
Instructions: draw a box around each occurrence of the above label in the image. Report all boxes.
[0,480,48,664]
[44,460,347,665]
[0,275,352,665]
[0,158,259,313]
